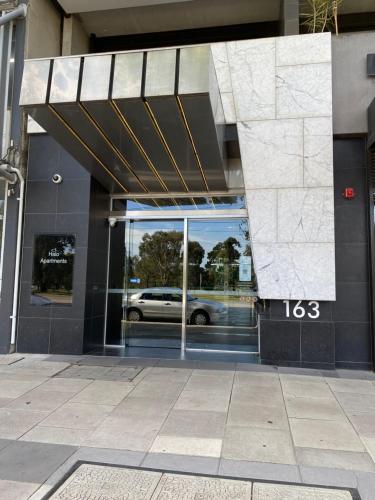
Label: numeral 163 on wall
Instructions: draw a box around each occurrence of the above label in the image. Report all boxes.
[283,300,320,319]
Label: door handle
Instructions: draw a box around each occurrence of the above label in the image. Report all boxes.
[164,302,171,305]
[138,300,144,304]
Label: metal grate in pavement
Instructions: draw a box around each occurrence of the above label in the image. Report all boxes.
[48,464,357,500]
[53,365,144,382]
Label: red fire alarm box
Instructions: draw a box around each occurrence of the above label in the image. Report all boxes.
[342,187,355,199]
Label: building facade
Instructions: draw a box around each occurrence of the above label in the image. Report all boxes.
[0,0,374,370]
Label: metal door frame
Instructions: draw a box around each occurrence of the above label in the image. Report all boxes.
[104,211,259,356]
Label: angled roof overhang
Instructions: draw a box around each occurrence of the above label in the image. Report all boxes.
[20,46,227,194]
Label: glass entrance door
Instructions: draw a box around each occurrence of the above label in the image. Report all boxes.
[105,213,258,354]
[123,219,184,348]
[186,219,258,352]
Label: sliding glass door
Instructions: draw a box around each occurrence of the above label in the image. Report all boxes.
[105,213,258,353]
[185,219,258,352]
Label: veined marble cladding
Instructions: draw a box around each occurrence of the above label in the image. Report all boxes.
[211,33,335,301]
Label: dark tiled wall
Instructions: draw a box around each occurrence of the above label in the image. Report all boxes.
[17,135,109,355]
[260,138,373,370]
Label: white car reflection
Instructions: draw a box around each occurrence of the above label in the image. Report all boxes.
[125,287,227,325]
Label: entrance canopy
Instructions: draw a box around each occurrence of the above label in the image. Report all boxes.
[20,46,227,194]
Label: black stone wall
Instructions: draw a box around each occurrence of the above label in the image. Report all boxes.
[260,137,373,370]
[17,135,109,355]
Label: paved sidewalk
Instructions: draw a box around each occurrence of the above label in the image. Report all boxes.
[0,354,373,499]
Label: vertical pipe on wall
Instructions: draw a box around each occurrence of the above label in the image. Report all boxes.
[181,217,188,355]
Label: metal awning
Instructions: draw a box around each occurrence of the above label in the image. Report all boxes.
[19,46,227,194]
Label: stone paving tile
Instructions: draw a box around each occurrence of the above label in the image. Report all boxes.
[356,471,375,500]
[184,374,233,392]
[252,482,352,499]
[348,413,375,438]
[218,458,301,482]
[295,447,375,472]
[299,465,358,488]
[0,398,13,408]
[38,377,92,394]
[234,371,280,388]
[285,395,346,420]
[227,400,289,430]
[336,369,375,380]
[362,436,375,462]
[280,373,325,383]
[278,367,323,377]
[0,479,40,500]
[150,435,222,457]
[111,396,173,419]
[0,378,47,399]
[129,381,185,402]
[84,416,162,451]
[159,409,227,439]
[20,425,93,446]
[0,441,77,483]
[0,408,50,439]
[290,418,365,452]
[281,380,333,399]
[327,378,375,395]
[0,354,24,365]
[174,388,231,412]
[334,392,375,415]
[231,385,284,407]
[50,464,161,500]
[142,452,219,475]
[222,426,296,464]
[70,380,134,405]
[39,402,114,430]
[76,446,145,466]
[6,387,73,412]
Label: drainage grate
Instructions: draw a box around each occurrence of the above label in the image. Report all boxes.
[53,365,145,382]
[48,464,357,500]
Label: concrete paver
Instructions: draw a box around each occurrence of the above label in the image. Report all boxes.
[222,426,296,464]
[39,402,114,430]
[0,354,373,498]
[285,395,346,420]
[290,418,365,452]
[0,479,40,500]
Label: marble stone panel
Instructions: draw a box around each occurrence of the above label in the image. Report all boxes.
[253,242,336,300]
[227,38,276,121]
[276,32,331,67]
[221,92,236,123]
[211,42,232,93]
[238,119,303,189]
[276,63,332,118]
[246,189,277,243]
[278,188,334,243]
[304,117,333,187]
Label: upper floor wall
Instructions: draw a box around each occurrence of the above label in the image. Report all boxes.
[332,31,375,135]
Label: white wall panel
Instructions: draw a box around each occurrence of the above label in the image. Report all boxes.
[212,32,335,300]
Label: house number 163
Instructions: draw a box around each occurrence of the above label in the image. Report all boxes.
[283,300,320,319]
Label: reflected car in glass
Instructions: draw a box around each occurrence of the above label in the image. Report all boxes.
[125,287,227,325]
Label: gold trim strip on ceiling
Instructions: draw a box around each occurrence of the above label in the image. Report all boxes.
[78,102,148,193]
[175,95,209,192]
[48,104,128,194]
[109,99,169,193]
[143,99,189,193]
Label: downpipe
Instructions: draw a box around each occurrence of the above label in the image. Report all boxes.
[0,4,27,27]
[8,166,24,350]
